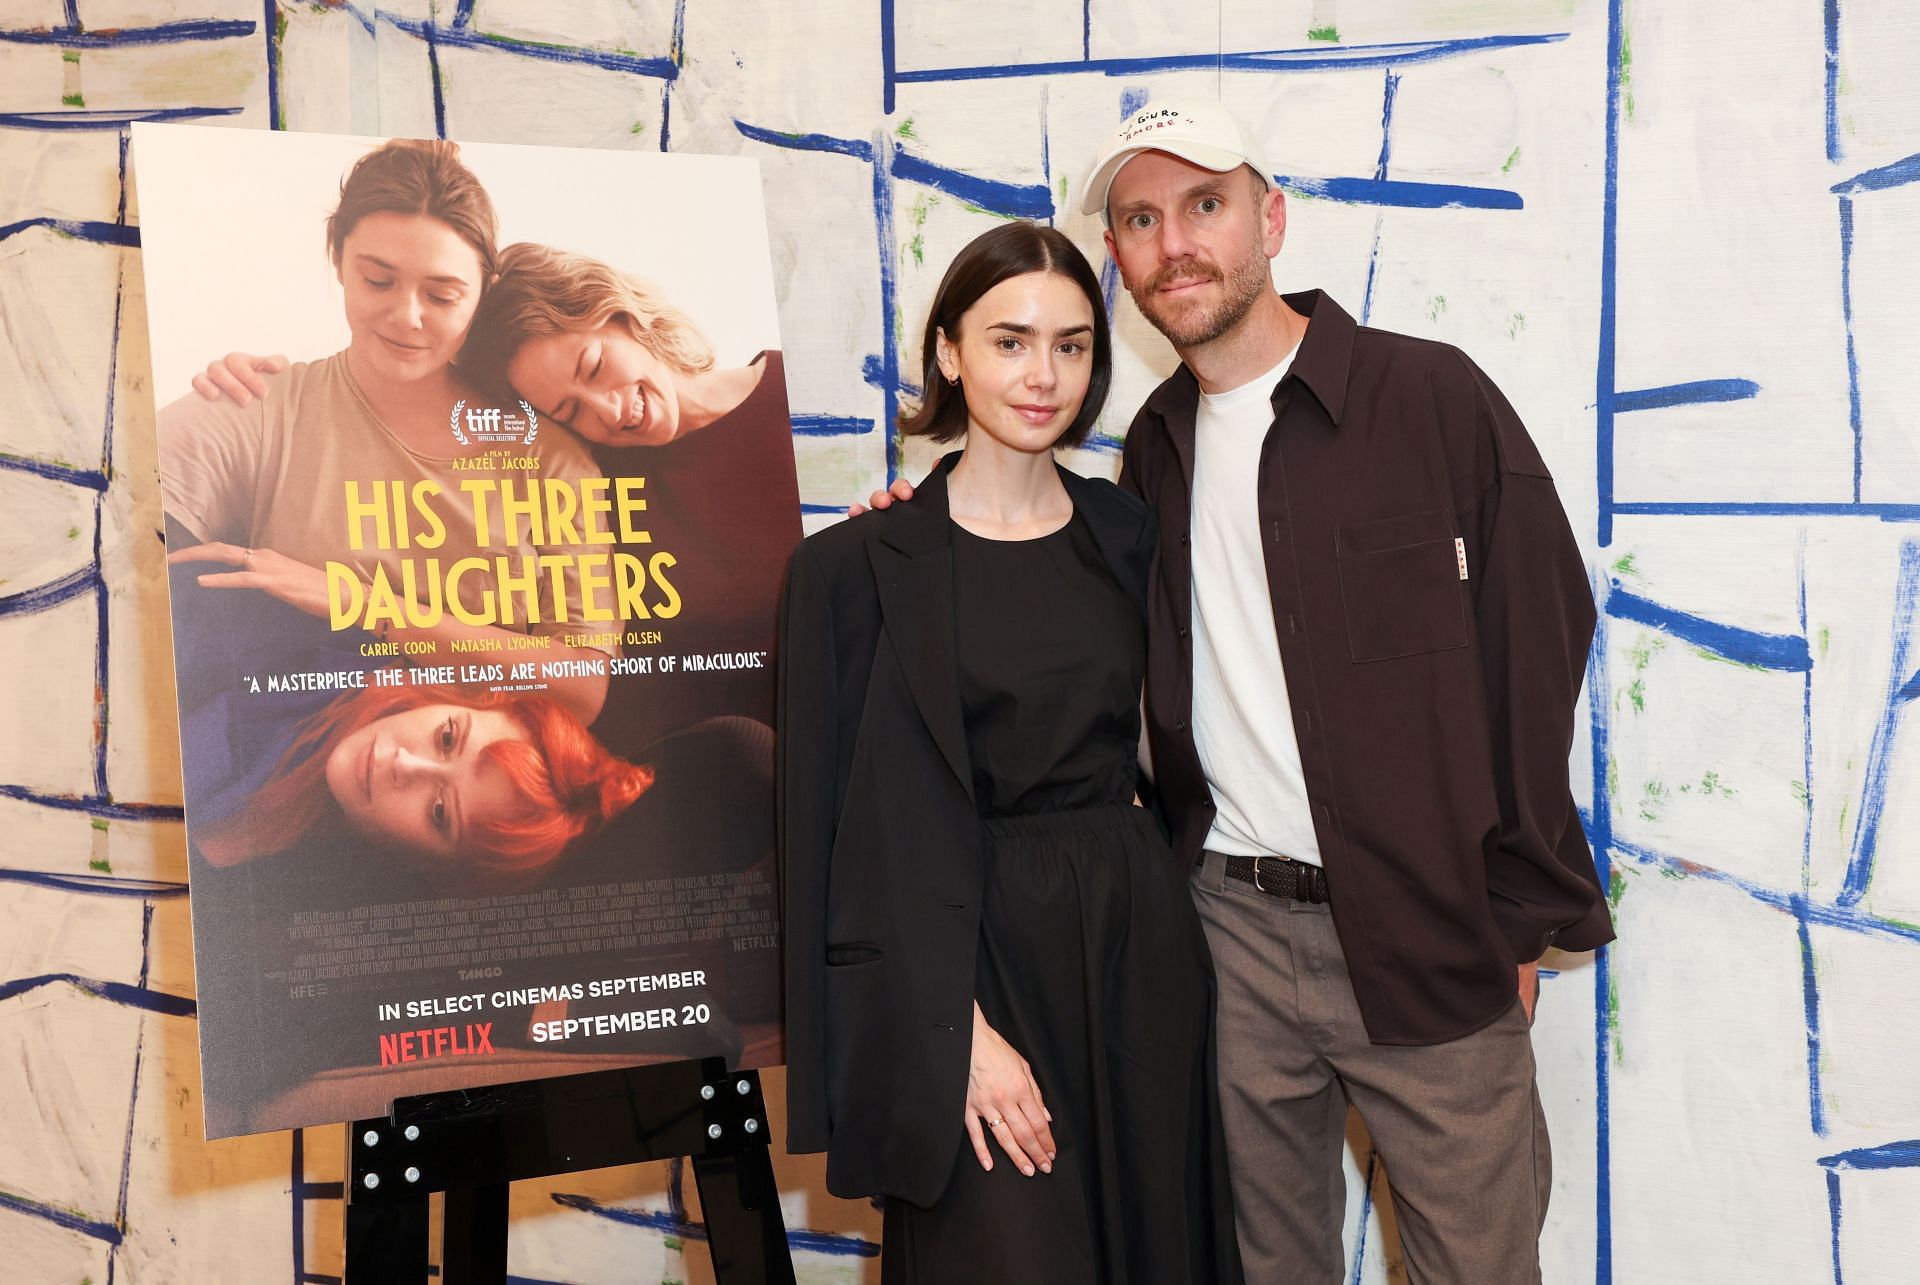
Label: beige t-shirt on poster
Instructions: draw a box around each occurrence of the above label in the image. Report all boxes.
[157,351,612,650]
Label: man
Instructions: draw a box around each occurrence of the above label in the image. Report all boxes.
[868,98,1612,1282]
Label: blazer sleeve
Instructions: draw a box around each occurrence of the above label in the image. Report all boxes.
[776,541,838,1153]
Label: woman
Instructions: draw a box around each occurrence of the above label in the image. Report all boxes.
[460,241,779,453]
[461,241,803,751]
[158,139,612,721]
[779,223,1240,1283]
[191,682,649,886]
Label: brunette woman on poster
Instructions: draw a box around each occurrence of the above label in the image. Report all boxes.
[778,223,1242,1284]
[156,139,612,722]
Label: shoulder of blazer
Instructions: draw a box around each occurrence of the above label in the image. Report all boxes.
[1056,465,1155,607]
[1058,466,1152,535]
[791,509,887,596]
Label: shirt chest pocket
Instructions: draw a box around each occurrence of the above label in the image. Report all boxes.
[1334,508,1468,663]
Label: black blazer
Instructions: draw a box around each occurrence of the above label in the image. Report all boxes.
[777,452,1155,1205]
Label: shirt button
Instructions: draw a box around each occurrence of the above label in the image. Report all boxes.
[1302,710,1312,731]
[1175,720,1189,733]
[1178,626,1190,639]
[1287,615,1298,635]
[1318,803,1332,825]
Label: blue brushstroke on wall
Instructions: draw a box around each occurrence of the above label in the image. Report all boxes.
[0,19,256,47]
[1838,542,1920,907]
[1605,588,1814,672]
[1278,174,1523,209]
[1612,379,1760,412]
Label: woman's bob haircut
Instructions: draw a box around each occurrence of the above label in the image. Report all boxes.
[899,221,1111,449]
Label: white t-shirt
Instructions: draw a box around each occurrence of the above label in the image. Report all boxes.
[1189,349,1325,866]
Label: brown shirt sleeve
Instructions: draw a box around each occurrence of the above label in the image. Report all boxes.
[1449,353,1610,960]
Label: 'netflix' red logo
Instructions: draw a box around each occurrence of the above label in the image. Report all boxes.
[379,1023,495,1066]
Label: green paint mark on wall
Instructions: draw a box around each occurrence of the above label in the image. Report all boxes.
[1618,633,1663,713]
[1426,295,1448,323]
[1308,25,1340,42]
[273,9,290,129]
[62,93,85,107]
[1611,552,1641,578]
[907,193,938,266]
[896,117,917,140]
[63,51,81,64]
[1502,146,1521,173]
[1619,23,1636,122]
[960,200,1020,222]
[1838,796,1850,833]
[89,858,112,873]
[1690,644,1768,672]
[1505,312,1526,340]
[1637,779,1667,822]
[1606,754,1620,800]
[1817,626,1830,659]
[91,818,109,832]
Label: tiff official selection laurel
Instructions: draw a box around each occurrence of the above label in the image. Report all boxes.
[450,398,542,448]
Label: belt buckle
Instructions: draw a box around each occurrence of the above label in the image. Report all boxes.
[1252,855,1292,897]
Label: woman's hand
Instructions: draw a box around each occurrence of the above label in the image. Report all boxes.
[963,1002,1056,1176]
[190,352,288,406]
[168,543,333,619]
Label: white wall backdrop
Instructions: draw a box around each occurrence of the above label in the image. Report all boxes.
[2,2,1916,1281]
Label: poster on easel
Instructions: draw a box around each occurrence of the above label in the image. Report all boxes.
[132,124,798,1138]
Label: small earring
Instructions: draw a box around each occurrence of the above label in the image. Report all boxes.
[946,373,959,387]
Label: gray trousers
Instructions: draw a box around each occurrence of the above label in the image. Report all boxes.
[1191,850,1551,1285]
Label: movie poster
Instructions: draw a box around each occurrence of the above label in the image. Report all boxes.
[132,125,800,1138]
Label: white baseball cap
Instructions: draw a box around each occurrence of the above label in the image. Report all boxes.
[1080,97,1275,219]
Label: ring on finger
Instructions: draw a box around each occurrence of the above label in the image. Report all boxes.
[987,1117,1004,1129]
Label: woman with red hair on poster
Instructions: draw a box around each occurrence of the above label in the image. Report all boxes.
[193,683,650,890]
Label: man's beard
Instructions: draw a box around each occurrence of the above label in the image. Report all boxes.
[1129,236,1272,349]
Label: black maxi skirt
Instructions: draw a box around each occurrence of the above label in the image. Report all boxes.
[882,804,1243,1284]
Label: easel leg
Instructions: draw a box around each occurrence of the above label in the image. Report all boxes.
[442,1182,509,1285]
[693,1143,797,1285]
[343,1193,428,1285]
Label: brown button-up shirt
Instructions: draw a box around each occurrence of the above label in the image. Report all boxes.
[1120,290,1614,1046]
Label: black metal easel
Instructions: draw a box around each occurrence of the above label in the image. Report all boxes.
[342,1058,797,1284]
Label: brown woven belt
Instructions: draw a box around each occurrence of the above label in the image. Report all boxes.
[1223,853,1330,904]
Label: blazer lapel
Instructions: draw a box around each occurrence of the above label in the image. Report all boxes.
[869,457,975,805]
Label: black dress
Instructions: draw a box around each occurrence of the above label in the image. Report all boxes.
[881,513,1241,1284]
